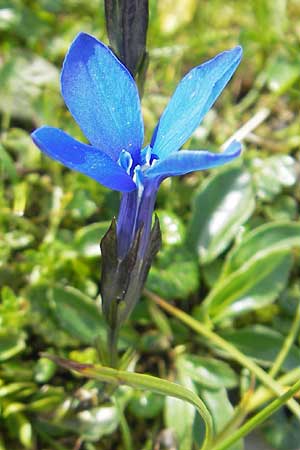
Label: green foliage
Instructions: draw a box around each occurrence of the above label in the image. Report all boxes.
[221,326,300,372]
[188,165,255,264]
[1,0,300,449]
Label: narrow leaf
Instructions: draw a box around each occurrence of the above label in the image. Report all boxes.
[43,354,213,450]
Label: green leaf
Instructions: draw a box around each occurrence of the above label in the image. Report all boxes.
[0,382,36,399]
[7,412,33,449]
[34,357,57,383]
[0,286,27,331]
[278,282,300,318]
[202,259,224,289]
[177,354,238,389]
[203,248,292,322]
[49,286,105,345]
[0,143,18,182]
[3,403,26,418]
[158,0,197,34]
[221,325,300,371]
[43,354,213,449]
[26,284,79,348]
[77,406,119,441]
[263,409,300,450]
[205,221,300,322]
[5,230,34,250]
[156,209,185,247]
[147,246,199,299]
[250,156,296,201]
[0,333,26,361]
[187,166,255,264]
[2,127,41,170]
[197,387,244,450]
[250,0,286,46]
[74,222,110,257]
[0,52,60,122]
[266,58,300,94]
[165,371,196,450]
[223,221,300,276]
[129,391,164,419]
[265,195,297,221]
[28,394,64,413]
[0,6,19,32]
[65,190,98,220]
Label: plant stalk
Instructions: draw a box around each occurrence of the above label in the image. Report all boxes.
[269,300,300,378]
[108,325,119,368]
[43,353,213,450]
[146,290,300,419]
[210,377,300,450]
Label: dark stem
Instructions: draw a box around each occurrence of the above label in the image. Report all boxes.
[108,324,119,368]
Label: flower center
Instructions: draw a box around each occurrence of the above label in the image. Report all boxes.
[118,147,159,188]
[140,145,159,169]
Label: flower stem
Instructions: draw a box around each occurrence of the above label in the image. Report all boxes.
[214,303,300,442]
[247,367,300,412]
[114,396,134,450]
[108,325,119,368]
[209,377,300,450]
[145,290,300,419]
[269,300,300,378]
[44,353,213,450]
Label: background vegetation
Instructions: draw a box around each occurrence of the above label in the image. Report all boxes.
[1,0,300,449]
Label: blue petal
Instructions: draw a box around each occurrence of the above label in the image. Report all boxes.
[151,46,242,160]
[145,140,241,179]
[61,32,144,162]
[32,126,137,192]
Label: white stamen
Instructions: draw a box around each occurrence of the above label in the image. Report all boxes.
[118,149,133,175]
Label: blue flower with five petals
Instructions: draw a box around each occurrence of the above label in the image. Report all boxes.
[32,32,242,250]
[32,33,242,325]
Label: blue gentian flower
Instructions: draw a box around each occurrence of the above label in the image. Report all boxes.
[32,33,242,326]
